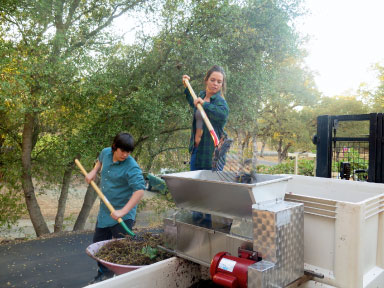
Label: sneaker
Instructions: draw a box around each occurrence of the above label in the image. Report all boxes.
[89,270,114,284]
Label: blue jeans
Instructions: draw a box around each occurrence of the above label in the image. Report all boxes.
[192,212,211,228]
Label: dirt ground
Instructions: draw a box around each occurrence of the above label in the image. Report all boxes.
[0,175,167,241]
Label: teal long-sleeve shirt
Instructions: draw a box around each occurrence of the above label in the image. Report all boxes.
[185,88,229,170]
[97,147,146,228]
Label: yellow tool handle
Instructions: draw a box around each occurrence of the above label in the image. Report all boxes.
[75,159,123,223]
[75,159,135,236]
[184,79,219,146]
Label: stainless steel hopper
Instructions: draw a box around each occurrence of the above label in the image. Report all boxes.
[162,170,291,219]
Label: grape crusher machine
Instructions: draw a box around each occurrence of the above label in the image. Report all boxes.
[161,171,304,288]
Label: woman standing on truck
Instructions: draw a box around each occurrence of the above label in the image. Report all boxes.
[182,65,229,171]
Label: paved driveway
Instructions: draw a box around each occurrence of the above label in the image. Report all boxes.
[0,231,96,288]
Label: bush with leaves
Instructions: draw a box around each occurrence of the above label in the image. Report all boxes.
[257,159,315,176]
[0,187,25,228]
[332,147,368,174]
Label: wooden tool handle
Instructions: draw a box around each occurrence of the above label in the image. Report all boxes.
[75,159,116,215]
[75,159,135,236]
[184,79,219,146]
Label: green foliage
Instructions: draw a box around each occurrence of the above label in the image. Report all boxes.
[257,159,315,176]
[137,193,176,215]
[0,186,26,228]
[331,147,369,173]
[0,0,152,232]
[114,0,315,168]
[0,0,336,232]
[313,96,369,117]
[141,246,158,260]
[372,63,384,110]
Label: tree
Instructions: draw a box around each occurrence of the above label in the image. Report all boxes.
[308,95,371,142]
[372,63,384,110]
[257,57,319,162]
[0,0,149,236]
[141,0,310,165]
[0,0,318,234]
[314,95,370,116]
[86,0,313,169]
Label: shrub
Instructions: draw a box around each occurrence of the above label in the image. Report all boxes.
[257,159,315,176]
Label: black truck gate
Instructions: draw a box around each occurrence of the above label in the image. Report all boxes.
[314,113,384,183]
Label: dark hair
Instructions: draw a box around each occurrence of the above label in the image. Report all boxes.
[204,65,226,97]
[112,132,135,153]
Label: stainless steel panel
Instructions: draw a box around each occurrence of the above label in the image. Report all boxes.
[177,223,215,264]
[162,171,291,219]
[163,218,253,265]
[163,218,177,248]
[250,201,304,287]
[230,218,253,238]
[248,261,275,288]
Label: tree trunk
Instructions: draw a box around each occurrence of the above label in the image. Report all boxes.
[21,112,50,236]
[144,156,155,172]
[0,135,4,180]
[260,141,266,157]
[252,135,258,169]
[241,133,250,156]
[277,138,283,164]
[281,143,292,162]
[54,161,75,232]
[73,176,99,231]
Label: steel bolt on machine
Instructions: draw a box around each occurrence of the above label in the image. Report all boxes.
[161,170,303,288]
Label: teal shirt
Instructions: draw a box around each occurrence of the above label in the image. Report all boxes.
[97,147,145,228]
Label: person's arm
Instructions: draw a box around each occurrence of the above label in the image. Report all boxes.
[182,74,197,109]
[202,98,229,122]
[184,87,196,108]
[110,189,145,220]
[85,160,101,184]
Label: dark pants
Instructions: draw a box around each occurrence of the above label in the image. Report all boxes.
[93,219,134,275]
[190,146,198,171]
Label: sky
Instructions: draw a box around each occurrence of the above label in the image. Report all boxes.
[298,0,384,97]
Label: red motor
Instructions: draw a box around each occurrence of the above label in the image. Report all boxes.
[210,251,259,288]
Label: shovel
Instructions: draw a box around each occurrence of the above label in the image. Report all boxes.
[184,79,233,170]
[75,159,136,237]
